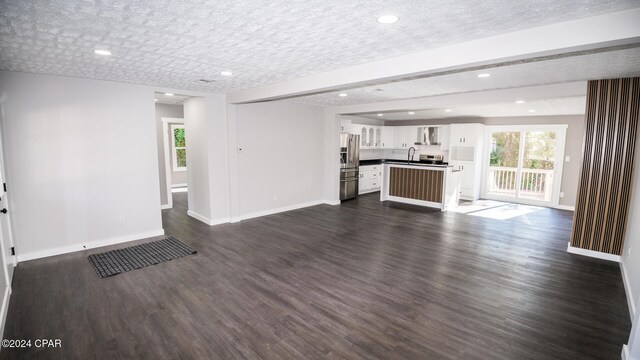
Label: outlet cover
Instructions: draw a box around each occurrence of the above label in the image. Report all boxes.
[565,156,570,162]
[559,192,565,198]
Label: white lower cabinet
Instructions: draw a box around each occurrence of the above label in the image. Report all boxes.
[359,165,382,194]
[449,161,480,200]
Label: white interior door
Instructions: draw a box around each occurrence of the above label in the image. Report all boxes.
[0,107,15,284]
[482,125,567,207]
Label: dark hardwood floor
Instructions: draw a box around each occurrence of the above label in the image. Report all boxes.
[1,192,631,359]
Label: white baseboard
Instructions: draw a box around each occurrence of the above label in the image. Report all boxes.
[555,204,576,211]
[567,243,621,262]
[621,260,636,320]
[16,229,166,262]
[187,210,230,226]
[161,204,172,210]
[240,200,324,221]
[187,210,212,225]
[0,285,11,343]
[191,200,331,225]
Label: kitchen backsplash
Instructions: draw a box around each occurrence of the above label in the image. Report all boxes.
[360,146,449,161]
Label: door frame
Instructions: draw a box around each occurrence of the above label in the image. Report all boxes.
[0,102,15,282]
[161,117,185,210]
[480,124,568,207]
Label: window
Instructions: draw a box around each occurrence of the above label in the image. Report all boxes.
[170,124,186,172]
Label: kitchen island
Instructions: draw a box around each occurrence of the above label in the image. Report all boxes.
[380,162,460,211]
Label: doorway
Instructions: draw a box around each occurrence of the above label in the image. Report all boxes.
[482,125,567,207]
[155,92,190,210]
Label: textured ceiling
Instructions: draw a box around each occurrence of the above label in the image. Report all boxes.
[350,96,587,121]
[154,92,191,105]
[1,0,638,96]
[293,46,640,106]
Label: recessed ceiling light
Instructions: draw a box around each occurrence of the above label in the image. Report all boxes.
[339,93,347,97]
[220,71,233,76]
[408,111,415,115]
[94,49,111,56]
[477,73,491,78]
[515,100,525,104]
[377,113,383,116]
[444,109,453,112]
[165,93,174,96]
[528,109,536,113]
[377,15,399,24]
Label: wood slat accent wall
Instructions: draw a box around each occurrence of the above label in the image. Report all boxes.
[389,167,443,203]
[570,77,640,255]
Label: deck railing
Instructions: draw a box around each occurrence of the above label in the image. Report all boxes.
[487,166,553,201]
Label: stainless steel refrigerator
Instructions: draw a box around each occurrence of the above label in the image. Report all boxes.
[340,133,360,200]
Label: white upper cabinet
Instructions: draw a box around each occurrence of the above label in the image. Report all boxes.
[450,124,481,146]
[340,119,352,133]
[368,127,375,147]
[380,127,395,149]
[359,126,368,147]
[393,126,419,149]
[351,124,451,150]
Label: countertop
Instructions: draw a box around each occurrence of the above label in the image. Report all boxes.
[359,159,461,172]
[360,159,449,167]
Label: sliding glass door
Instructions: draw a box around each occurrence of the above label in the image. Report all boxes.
[484,125,567,206]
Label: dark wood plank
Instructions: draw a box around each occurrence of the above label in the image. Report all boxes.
[1,192,631,359]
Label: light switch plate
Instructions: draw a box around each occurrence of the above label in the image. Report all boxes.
[565,156,570,162]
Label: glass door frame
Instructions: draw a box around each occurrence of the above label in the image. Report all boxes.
[480,124,568,207]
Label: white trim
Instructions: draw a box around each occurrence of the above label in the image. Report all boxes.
[190,201,334,225]
[187,210,230,226]
[161,119,174,210]
[16,229,166,262]
[554,204,575,211]
[566,242,621,262]
[481,124,568,208]
[171,183,187,188]
[161,117,184,124]
[208,217,231,226]
[161,204,172,210]
[187,210,213,225]
[622,260,637,320]
[170,123,187,172]
[239,200,324,221]
[622,345,630,360]
[359,189,380,195]
[0,285,11,343]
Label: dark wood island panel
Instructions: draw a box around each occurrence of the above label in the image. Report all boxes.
[389,167,443,203]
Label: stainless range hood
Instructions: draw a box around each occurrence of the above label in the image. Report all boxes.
[414,126,441,146]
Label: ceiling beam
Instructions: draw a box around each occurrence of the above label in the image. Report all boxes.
[328,82,587,114]
[227,8,640,104]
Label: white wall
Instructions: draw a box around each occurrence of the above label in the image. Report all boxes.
[0,71,164,260]
[183,96,230,225]
[622,129,640,319]
[235,101,324,217]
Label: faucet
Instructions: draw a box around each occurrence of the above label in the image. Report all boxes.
[407,147,416,164]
